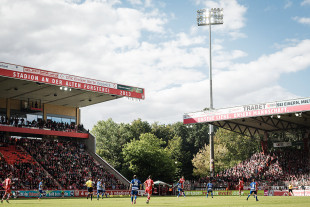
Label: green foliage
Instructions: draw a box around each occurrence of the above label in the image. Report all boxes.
[171,122,209,179]
[91,119,132,171]
[192,144,209,177]
[122,133,176,182]
[166,135,183,179]
[215,128,260,167]
[192,128,260,177]
[93,118,261,181]
[192,142,228,177]
[151,122,175,146]
[129,118,152,139]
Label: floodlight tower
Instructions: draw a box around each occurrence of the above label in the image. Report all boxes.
[197,8,223,177]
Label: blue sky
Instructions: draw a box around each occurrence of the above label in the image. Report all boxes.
[0,0,310,129]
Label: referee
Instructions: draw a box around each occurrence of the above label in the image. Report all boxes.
[85,177,94,200]
[288,183,294,196]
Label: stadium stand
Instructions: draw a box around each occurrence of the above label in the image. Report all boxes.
[191,149,309,190]
[0,62,144,193]
[0,115,84,133]
[0,136,126,190]
[0,138,59,190]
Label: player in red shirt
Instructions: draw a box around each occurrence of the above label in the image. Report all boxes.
[177,176,186,197]
[1,174,13,203]
[144,175,154,204]
[238,178,244,196]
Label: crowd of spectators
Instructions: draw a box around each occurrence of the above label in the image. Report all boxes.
[0,139,58,190]
[0,137,126,190]
[192,149,309,190]
[262,149,310,186]
[0,115,85,133]
[19,138,125,190]
[218,152,272,182]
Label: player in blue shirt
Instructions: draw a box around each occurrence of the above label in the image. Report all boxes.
[38,179,44,200]
[129,175,142,205]
[206,180,213,198]
[247,179,259,201]
[96,179,104,200]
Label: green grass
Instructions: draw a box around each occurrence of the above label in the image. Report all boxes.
[2,196,310,207]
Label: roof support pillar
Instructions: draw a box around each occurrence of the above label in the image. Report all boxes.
[76,107,80,125]
[261,131,269,154]
[6,98,10,123]
[303,130,309,154]
[43,103,47,121]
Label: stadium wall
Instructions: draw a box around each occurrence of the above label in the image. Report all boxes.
[0,98,5,108]
[44,104,77,118]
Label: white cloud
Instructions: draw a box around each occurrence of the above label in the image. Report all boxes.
[127,0,143,5]
[214,40,310,105]
[82,39,310,129]
[301,0,310,6]
[1,0,310,130]
[272,38,300,50]
[284,0,292,9]
[293,16,310,25]
[195,0,247,39]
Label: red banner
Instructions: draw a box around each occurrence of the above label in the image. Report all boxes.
[0,62,144,99]
[184,97,310,124]
[0,125,89,139]
[271,190,310,196]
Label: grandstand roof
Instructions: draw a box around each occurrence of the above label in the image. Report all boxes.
[184,97,310,137]
[0,62,145,108]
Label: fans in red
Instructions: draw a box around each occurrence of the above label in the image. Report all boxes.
[1,174,13,203]
[144,175,154,204]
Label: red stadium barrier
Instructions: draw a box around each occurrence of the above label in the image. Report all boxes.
[0,125,88,138]
[272,190,310,196]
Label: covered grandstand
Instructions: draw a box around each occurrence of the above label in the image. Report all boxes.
[184,97,310,148]
[184,97,310,191]
[0,61,144,196]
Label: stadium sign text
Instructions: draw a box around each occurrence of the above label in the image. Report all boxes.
[0,62,145,99]
[184,97,310,124]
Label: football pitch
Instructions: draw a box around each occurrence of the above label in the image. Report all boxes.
[2,196,310,207]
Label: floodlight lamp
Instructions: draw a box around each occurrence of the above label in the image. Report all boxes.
[295,112,299,117]
[64,87,68,91]
[277,115,281,118]
[197,8,224,25]
[60,87,63,90]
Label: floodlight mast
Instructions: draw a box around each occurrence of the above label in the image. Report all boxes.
[197,8,223,178]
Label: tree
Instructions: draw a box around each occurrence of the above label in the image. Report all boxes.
[91,119,133,172]
[192,144,209,177]
[122,133,176,182]
[166,135,183,180]
[192,128,260,177]
[192,143,228,177]
[129,119,152,139]
[151,122,175,147]
[171,122,209,179]
[215,128,260,167]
